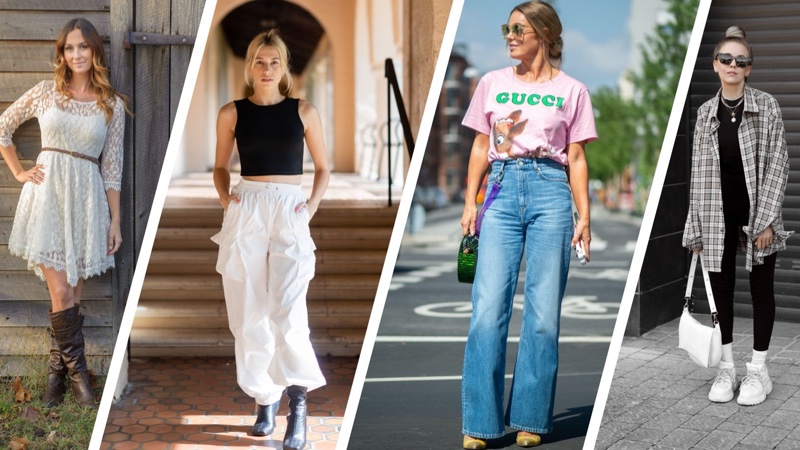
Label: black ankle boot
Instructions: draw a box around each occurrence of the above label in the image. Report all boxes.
[252,400,280,436]
[283,385,308,450]
[51,305,95,409]
[42,323,67,408]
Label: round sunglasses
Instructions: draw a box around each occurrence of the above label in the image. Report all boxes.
[715,53,752,68]
[501,24,534,39]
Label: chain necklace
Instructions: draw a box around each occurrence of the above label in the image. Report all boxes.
[720,94,744,123]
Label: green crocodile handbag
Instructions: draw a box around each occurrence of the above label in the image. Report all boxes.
[457,235,479,283]
[457,163,505,284]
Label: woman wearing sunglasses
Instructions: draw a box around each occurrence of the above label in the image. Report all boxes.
[683,26,790,406]
[459,1,596,448]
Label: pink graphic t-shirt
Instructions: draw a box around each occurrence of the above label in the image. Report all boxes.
[462,67,598,164]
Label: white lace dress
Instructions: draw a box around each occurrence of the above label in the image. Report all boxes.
[0,80,124,286]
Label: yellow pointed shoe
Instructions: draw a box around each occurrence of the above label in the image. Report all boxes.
[463,435,487,450]
[516,431,542,447]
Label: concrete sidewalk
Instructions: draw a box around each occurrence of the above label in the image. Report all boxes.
[597,318,800,449]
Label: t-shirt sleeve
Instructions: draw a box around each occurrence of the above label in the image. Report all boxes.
[567,89,598,145]
[461,76,491,135]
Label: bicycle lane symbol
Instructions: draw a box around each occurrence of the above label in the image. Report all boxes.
[413,295,619,320]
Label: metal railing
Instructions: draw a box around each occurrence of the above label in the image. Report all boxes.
[360,120,405,187]
[385,58,415,206]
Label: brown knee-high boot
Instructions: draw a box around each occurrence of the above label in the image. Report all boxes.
[283,385,308,450]
[42,321,68,407]
[50,305,95,408]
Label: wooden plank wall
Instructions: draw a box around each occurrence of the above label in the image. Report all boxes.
[119,0,203,337]
[133,1,172,276]
[0,1,114,368]
[107,0,203,341]
[109,0,133,338]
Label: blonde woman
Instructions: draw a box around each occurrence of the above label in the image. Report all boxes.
[211,30,330,449]
[460,1,596,448]
[0,18,128,408]
[684,26,790,406]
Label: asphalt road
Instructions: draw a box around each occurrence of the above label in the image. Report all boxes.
[347,204,641,449]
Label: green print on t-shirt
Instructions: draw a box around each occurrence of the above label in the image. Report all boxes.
[496,92,565,108]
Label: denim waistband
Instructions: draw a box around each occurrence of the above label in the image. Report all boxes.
[491,157,566,172]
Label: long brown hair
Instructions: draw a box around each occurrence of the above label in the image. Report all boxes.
[54,18,131,121]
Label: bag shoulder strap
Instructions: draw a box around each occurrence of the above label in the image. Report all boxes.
[475,162,506,238]
[685,252,718,315]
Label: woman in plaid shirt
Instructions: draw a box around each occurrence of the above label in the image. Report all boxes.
[683,26,791,407]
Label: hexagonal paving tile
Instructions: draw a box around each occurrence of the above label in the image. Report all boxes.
[103,356,354,449]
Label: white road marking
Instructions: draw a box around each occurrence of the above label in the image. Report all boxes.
[413,296,619,320]
[389,261,457,290]
[374,335,612,343]
[591,236,608,251]
[365,371,604,383]
[391,275,424,283]
[401,259,631,269]
[390,231,630,292]
[413,301,473,318]
[561,296,621,319]
[568,268,630,281]
[570,260,632,268]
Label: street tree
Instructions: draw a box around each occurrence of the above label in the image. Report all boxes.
[628,0,700,183]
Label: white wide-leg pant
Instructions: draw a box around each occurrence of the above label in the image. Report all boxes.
[211,180,326,405]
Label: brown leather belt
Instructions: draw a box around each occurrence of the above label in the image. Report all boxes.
[41,147,100,167]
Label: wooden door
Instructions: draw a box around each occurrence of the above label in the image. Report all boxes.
[110,0,203,338]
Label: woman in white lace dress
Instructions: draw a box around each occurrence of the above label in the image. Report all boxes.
[0,18,127,408]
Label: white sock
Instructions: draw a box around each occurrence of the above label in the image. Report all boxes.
[721,343,734,365]
[751,349,767,367]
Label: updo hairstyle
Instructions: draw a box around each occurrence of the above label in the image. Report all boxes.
[713,25,753,61]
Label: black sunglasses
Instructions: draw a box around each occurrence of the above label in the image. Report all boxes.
[715,53,752,68]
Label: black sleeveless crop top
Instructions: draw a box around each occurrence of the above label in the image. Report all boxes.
[234,97,304,176]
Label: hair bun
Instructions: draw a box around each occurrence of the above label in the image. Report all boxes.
[725,26,746,39]
[549,36,563,60]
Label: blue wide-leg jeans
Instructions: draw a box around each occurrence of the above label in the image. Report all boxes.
[462,158,573,438]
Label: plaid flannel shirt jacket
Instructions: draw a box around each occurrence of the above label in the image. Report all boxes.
[683,85,792,272]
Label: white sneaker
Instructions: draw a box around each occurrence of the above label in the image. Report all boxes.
[737,362,772,406]
[708,362,738,403]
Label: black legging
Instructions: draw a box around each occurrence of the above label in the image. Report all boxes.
[708,219,776,351]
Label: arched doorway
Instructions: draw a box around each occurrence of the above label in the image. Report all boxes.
[219,0,333,169]
[176,0,355,176]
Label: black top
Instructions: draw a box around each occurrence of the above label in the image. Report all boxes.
[234,97,304,176]
[717,94,749,224]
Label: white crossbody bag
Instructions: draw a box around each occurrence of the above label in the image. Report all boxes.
[678,252,722,368]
